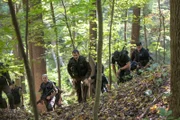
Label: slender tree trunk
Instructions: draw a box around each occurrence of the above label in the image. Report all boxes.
[7,0,39,119]
[89,1,97,61]
[61,0,75,49]
[93,0,103,119]
[162,15,166,63]
[50,2,61,89]
[156,0,162,62]
[22,0,29,94]
[170,0,180,118]
[89,1,97,97]
[143,8,148,49]
[124,9,127,42]
[108,0,114,90]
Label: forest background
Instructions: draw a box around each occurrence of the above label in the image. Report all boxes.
[0,0,172,119]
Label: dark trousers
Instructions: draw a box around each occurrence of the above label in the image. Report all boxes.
[0,84,14,109]
[118,69,132,84]
[91,74,108,94]
[74,77,88,103]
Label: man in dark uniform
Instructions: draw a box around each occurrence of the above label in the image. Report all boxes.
[38,74,57,111]
[131,42,150,68]
[67,49,91,103]
[11,81,22,108]
[0,62,14,109]
[91,63,109,94]
[112,50,132,84]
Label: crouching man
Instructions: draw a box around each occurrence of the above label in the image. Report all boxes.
[38,74,57,112]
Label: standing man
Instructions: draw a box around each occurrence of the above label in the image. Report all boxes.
[38,74,57,111]
[67,49,91,103]
[131,42,150,68]
[0,62,14,109]
[112,50,132,84]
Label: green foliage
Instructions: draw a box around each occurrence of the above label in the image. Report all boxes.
[158,108,173,120]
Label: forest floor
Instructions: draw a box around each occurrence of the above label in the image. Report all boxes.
[0,64,171,120]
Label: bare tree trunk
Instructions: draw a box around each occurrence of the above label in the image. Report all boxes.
[29,0,47,112]
[22,0,29,58]
[170,0,180,118]
[50,2,61,89]
[89,1,97,97]
[156,0,162,62]
[131,7,140,52]
[21,0,29,94]
[7,0,39,119]
[61,0,75,49]
[124,9,127,42]
[89,1,97,61]
[108,0,115,90]
[162,15,166,63]
[143,7,148,49]
[93,0,103,119]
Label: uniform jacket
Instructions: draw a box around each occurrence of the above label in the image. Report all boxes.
[67,56,91,79]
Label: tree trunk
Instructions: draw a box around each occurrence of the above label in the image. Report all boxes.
[7,0,39,119]
[50,1,61,89]
[131,7,140,53]
[89,1,97,61]
[143,7,148,49]
[61,0,75,49]
[29,0,47,112]
[89,1,97,97]
[170,0,180,118]
[124,9,127,42]
[108,0,115,90]
[93,0,103,119]
[131,7,140,44]
[156,0,162,62]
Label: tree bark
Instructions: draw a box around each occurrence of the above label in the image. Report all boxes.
[7,0,39,119]
[108,0,115,90]
[89,1,97,61]
[131,7,140,44]
[61,0,75,49]
[131,7,140,53]
[93,0,103,119]
[29,0,47,112]
[170,0,180,118]
[124,9,127,42]
[50,1,61,89]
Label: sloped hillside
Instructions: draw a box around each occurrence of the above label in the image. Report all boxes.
[0,64,170,120]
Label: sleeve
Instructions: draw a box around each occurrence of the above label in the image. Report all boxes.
[111,57,115,64]
[144,50,150,60]
[125,55,130,64]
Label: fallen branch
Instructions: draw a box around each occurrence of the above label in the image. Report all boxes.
[138,93,163,119]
